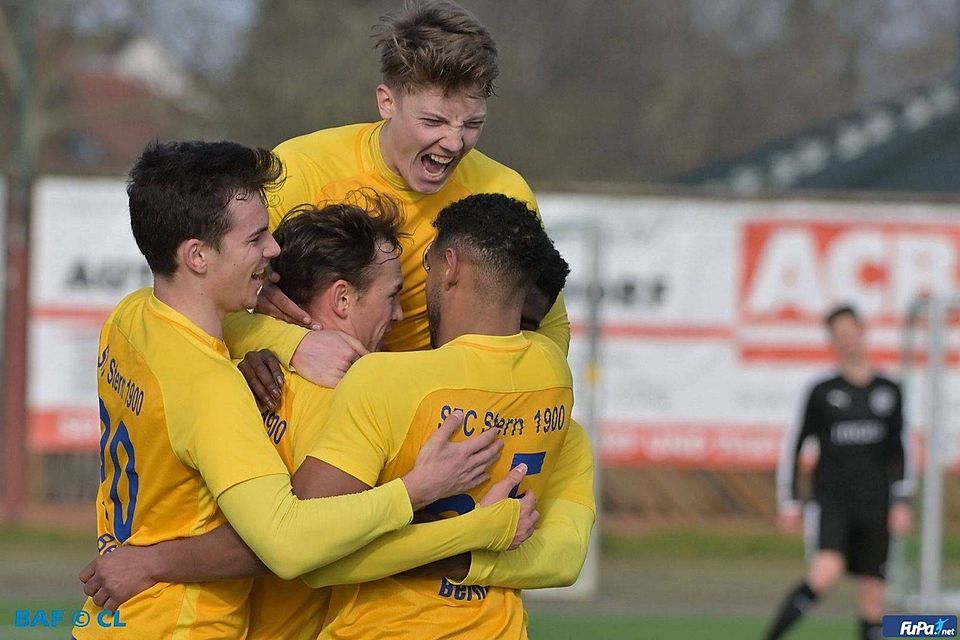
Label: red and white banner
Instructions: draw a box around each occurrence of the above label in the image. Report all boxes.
[25,183,960,470]
[540,194,960,469]
[28,177,150,452]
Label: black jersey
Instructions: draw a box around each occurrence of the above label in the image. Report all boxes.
[777,373,912,511]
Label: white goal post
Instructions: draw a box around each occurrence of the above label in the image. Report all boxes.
[892,295,960,611]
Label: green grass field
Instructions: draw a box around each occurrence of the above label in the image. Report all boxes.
[528,613,854,639]
[1,524,951,639]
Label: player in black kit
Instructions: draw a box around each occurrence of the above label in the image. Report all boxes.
[762,305,913,640]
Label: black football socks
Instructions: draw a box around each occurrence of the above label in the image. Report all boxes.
[762,582,819,640]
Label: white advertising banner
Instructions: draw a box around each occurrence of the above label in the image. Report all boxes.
[28,177,150,451]
[540,193,960,469]
[26,182,960,469]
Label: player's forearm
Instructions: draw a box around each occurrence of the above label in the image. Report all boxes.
[775,430,807,510]
[301,498,519,588]
[223,311,309,367]
[218,473,413,580]
[456,499,595,589]
[536,293,570,355]
[148,524,266,583]
[889,414,914,502]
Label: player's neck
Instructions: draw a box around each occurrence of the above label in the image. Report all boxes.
[436,300,522,346]
[312,307,351,337]
[153,277,225,340]
[378,122,402,180]
[839,358,873,387]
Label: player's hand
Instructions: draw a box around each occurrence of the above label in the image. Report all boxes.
[238,349,284,410]
[291,330,369,388]
[479,463,528,508]
[480,463,540,549]
[256,274,313,328]
[79,546,158,611]
[889,502,914,536]
[508,491,539,550]
[402,411,503,511]
[778,508,802,534]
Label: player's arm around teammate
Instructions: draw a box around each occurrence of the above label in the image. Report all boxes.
[80,404,514,610]
[439,418,595,589]
[241,229,595,592]
[80,198,538,611]
[384,249,595,590]
[80,427,536,610]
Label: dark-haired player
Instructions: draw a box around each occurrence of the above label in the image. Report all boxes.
[522,244,571,332]
[297,194,588,639]
[763,305,914,640]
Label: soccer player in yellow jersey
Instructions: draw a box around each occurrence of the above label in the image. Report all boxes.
[223,0,570,379]
[74,142,523,639]
[78,192,537,640]
[295,194,592,639]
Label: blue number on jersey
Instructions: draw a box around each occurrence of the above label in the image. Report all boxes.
[98,397,140,543]
[424,451,547,517]
[507,451,546,498]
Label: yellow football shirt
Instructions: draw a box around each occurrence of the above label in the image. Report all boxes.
[247,369,334,640]
[309,331,574,640]
[229,121,569,355]
[75,288,289,640]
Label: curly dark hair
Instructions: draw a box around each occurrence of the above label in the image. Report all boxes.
[535,244,571,310]
[374,0,498,97]
[431,193,552,292]
[128,140,282,277]
[272,190,408,308]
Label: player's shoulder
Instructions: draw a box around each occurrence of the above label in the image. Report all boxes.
[337,350,438,393]
[132,306,250,400]
[525,329,567,357]
[273,123,370,170]
[275,122,368,154]
[104,288,194,360]
[872,372,902,393]
[104,287,152,329]
[286,370,336,404]
[523,331,573,384]
[456,148,535,204]
[565,418,593,450]
[806,371,844,397]
[337,349,462,399]
[162,341,249,395]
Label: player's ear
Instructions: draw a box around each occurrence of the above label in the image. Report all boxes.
[377,84,397,120]
[441,247,460,289]
[328,280,352,319]
[179,239,208,275]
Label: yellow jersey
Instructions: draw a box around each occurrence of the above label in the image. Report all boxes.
[268,121,570,353]
[76,288,288,640]
[309,331,574,640]
[247,370,334,640]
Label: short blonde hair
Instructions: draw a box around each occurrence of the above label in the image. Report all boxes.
[374,0,498,97]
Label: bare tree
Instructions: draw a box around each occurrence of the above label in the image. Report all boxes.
[209,0,955,185]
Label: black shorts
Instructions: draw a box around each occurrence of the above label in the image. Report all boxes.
[804,501,889,578]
